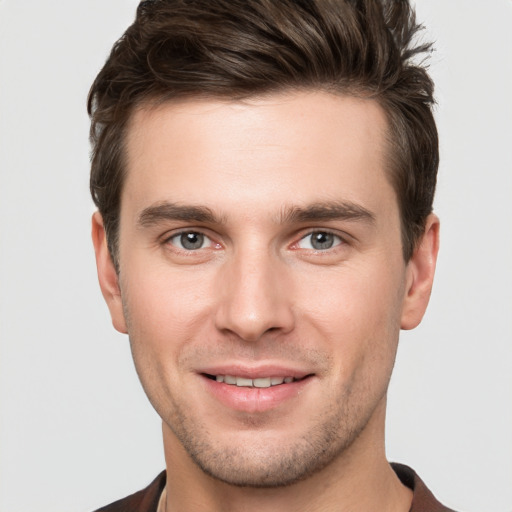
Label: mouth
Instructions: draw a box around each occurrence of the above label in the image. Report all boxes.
[199,366,316,412]
[203,374,309,388]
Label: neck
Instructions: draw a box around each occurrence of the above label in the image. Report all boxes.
[162,401,412,512]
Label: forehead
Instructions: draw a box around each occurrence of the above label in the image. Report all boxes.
[122,91,395,221]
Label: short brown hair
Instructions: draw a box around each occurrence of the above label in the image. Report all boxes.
[88,0,438,267]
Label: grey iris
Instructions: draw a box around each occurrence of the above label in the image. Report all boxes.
[311,232,335,250]
[181,232,204,250]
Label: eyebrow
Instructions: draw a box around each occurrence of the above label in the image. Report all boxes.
[137,202,223,227]
[278,201,376,225]
[137,200,375,228]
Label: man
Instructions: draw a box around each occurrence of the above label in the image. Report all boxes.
[88,1,454,510]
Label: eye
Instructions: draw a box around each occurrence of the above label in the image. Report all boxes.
[168,231,213,251]
[297,231,342,251]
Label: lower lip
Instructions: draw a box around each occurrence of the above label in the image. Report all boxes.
[200,375,313,413]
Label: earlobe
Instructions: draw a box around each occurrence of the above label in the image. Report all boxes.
[401,214,440,330]
[91,212,128,334]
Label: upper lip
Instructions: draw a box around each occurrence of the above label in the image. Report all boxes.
[197,363,313,380]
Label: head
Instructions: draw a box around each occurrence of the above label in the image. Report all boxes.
[89,0,438,270]
[89,0,440,491]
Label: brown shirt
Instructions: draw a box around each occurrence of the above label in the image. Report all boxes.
[94,463,457,512]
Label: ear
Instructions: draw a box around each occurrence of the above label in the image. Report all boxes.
[401,214,440,330]
[91,212,128,334]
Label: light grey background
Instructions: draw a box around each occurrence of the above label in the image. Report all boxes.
[0,1,511,511]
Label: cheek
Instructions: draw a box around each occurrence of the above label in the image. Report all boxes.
[298,261,404,331]
[120,264,217,409]
[295,261,405,373]
[120,262,216,348]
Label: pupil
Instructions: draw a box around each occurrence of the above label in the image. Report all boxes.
[312,232,333,250]
[181,232,204,250]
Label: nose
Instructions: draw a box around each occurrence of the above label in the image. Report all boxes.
[214,249,295,342]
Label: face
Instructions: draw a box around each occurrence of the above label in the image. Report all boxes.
[93,91,438,487]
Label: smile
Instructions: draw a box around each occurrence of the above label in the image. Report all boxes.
[209,375,297,388]
[201,371,314,412]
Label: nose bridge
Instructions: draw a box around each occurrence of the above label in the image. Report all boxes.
[215,243,294,341]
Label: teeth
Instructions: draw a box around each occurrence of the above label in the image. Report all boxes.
[214,375,295,388]
[253,377,271,388]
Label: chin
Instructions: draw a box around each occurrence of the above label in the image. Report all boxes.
[170,417,366,488]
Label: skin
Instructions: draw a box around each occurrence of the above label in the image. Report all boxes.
[92,91,439,512]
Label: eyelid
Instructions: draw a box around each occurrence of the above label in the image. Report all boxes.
[160,227,351,252]
[162,228,220,251]
[291,228,348,251]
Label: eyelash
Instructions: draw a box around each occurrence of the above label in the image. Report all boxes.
[294,230,344,251]
[165,231,218,252]
[163,229,346,253]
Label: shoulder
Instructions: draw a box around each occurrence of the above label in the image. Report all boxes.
[391,463,458,512]
[93,471,166,512]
